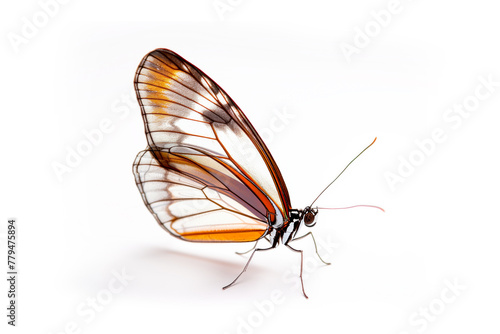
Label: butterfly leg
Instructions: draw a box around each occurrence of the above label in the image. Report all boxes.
[235,236,271,255]
[223,246,274,290]
[285,244,308,299]
[291,232,331,265]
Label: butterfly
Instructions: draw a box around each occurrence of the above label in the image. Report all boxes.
[132,48,378,298]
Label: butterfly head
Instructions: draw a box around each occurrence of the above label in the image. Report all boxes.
[302,206,319,227]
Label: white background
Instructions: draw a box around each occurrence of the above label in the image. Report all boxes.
[2,0,500,333]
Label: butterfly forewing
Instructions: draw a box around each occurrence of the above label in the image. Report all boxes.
[133,49,291,242]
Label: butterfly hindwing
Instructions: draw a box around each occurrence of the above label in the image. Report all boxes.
[133,148,270,242]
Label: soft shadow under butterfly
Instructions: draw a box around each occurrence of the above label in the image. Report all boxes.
[132,49,381,298]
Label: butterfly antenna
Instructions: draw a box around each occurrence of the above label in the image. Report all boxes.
[309,137,377,207]
[318,205,385,212]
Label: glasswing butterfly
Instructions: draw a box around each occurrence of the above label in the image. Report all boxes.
[132,49,378,298]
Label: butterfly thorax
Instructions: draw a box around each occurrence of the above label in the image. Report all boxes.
[267,208,314,247]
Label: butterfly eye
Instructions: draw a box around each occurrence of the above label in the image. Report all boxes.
[304,211,317,227]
